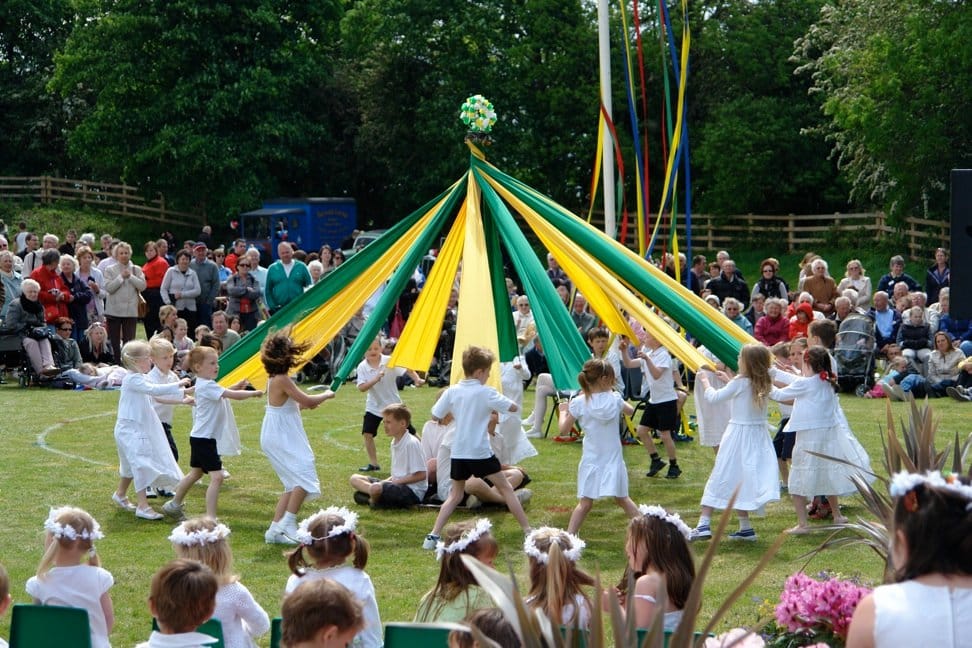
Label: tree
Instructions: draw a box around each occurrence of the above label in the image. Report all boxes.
[793,0,972,220]
[50,0,348,220]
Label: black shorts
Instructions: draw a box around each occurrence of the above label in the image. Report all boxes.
[161,421,178,461]
[772,418,795,460]
[189,437,221,473]
[378,481,421,508]
[640,399,678,431]
[451,456,502,481]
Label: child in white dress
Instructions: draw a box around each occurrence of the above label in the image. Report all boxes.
[26,507,113,648]
[284,507,382,648]
[523,527,594,629]
[147,337,187,474]
[558,358,639,534]
[691,344,780,542]
[771,346,871,533]
[163,346,263,520]
[259,327,336,544]
[847,471,972,648]
[496,356,536,465]
[169,518,270,648]
[112,340,190,520]
[693,346,732,452]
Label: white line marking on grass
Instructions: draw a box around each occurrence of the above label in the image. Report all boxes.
[319,425,357,451]
[36,411,114,466]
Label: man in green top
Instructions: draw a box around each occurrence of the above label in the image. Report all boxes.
[265,241,311,314]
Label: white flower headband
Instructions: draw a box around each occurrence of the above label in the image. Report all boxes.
[523,527,585,564]
[168,521,231,546]
[296,507,358,546]
[435,518,492,561]
[638,504,692,541]
[889,471,972,512]
[44,507,104,542]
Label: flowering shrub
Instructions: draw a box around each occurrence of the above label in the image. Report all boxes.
[768,572,871,647]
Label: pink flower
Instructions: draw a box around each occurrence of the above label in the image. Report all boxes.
[704,628,766,648]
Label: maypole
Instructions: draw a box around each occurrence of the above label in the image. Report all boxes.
[597,0,617,238]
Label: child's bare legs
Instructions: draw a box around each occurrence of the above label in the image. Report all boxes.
[657,430,677,461]
[430,480,467,537]
[568,497,594,534]
[465,468,524,503]
[115,476,151,509]
[635,425,656,461]
[203,470,223,518]
[789,494,810,533]
[273,486,308,522]
[618,496,640,518]
[363,432,379,468]
[778,459,790,484]
[349,474,384,505]
[828,495,846,523]
[487,471,530,532]
[171,468,203,508]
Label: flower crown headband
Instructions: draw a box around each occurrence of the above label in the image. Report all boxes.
[523,527,585,565]
[296,507,358,546]
[168,521,231,547]
[638,504,692,541]
[436,518,492,561]
[889,471,972,512]
[44,507,104,542]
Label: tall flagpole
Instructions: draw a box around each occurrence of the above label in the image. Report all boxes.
[597,0,616,238]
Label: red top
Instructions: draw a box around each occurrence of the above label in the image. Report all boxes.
[31,265,72,323]
[142,255,170,289]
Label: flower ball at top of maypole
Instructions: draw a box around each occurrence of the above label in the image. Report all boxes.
[460,94,496,147]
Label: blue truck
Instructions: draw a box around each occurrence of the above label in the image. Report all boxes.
[239,197,357,261]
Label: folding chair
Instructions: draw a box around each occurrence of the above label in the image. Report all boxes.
[9,604,92,648]
[383,621,460,647]
[270,617,282,648]
[545,390,582,442]
[152,616,225,647]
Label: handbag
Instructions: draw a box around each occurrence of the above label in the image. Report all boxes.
[136,291,149,319]
[28,326,52,340]
[389,305,406,339]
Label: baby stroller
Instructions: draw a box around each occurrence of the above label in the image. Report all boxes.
[834,314,876,395]
[297,333,349,385]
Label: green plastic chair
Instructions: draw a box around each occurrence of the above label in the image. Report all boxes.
[152,616,225,647]
[383,622,456,647]
[9,604,92,648]
[270,617,282,648]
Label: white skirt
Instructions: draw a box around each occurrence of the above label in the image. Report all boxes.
[260,406,321,497]
[788,424,870,497]
[700,420,780,511]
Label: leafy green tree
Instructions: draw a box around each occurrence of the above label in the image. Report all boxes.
[50,0,348,220]
[794,0,972,220]
[689,0,848,215]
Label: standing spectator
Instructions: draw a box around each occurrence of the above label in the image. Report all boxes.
[190,242,220,329]
[196,225,212,247]
[837,259,872,309]
[59,254,93,341]
[58,229,78,256]
[76,246,105,324]
[690,255,708,296]
[31,249,71,324]
[14,221,30,253]
[23,233,59,275]
[546,253,569,287]
[570,293,597,339]
[513,295,536,353]
[706,259,751,309]
[803,258,839,316]
[212,247,231,282]
[156,237,175,266]
[103,241,147,356]
[161,250,201,336]
[17,231,38,262]
[868,291,903,356]
[752,259,789,302]
[246,248,269,305]
[225,258,262,332]
[141,240,169,340]
[0,249,22,319]
[318,245,335,276]
[876,255,920,297]
[224,238,247,274]
[265,242,311,315]
[925,247,950,306]
[96,233,113,261]
[755,298,790,346]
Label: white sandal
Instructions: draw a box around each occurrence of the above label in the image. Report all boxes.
[111,493,137,512]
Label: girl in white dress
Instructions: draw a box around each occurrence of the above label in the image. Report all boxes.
[112,340,190,520]
[496,356,536,465]
[691,344,780,542]
[558,358,640,535]
[169,518,270,648]
[523,527,595,629]
[259,328,337,544]
[605,505,695,633]
[847,471,972,648]
[26,507,113,648]
[285,507,382,648]
[771,346,870,533]
[693,346,732,453]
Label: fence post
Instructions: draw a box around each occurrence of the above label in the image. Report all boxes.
[159,194,166,224]
[41,176,50,204]
[787,214,795,252]
[82,180,89,206]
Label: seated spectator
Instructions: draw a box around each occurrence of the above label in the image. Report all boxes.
[896,306,933,375]
[546,253,569,288]
[803,258,839,316]
[523,336,549,390]
[945,356,972,401]
[722,298,752,334]
[690,254,707,296]
[876,255,919,297]
[927,287,950,333]
[52,316,83,369]
[64,362,128,389]
[571,293,597,339]
[832,296,856,325]
[868,291,903,356]
[706,259,750,309]
[795,252,820,292]
[513,296,536,353]
[837,259,872,309]
[0,278,59,376]
[788,302,814,340]
[80,321,114,365]
[752,258,789,302]
[744,293,766,328]
[755,298,790,346]
[450,608,521,648]
[887,332,964,400]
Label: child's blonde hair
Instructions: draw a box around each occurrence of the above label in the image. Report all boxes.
[737,344,773,408]
[576,358,615,397]
[282,579,364,646]
[120,339,151,371]
[168,518,237,586]
[461,346,494,376]
[287,508,369,575]
[415,519,499,622]
[524,527,594,627]
[149,337,176,358]
[187,345,217,372]
[37,506,103,577]
[382,402,412,426]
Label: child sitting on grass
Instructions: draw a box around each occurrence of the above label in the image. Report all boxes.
[349,404,427,508]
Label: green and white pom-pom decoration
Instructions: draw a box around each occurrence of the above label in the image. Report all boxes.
[460,95,497,133]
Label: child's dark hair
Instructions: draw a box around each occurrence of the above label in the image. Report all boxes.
[287,510,369,574]
[619,513,696,611]
[892,475,972,582]
[415,520,499,622]
[0,563,8,601]
[382,402,412,427]
[260,325,312,375]
[808,319,837,349]
[587,327,609,342]
[150,559,218,633]
[461,346,494,376]
[448,608,521,648]
[281,578,364,646]
[805,346,838,388]
[197,333,222,354]
[577,358,614,397]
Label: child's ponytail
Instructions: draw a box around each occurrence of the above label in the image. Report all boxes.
[350,533,369,570]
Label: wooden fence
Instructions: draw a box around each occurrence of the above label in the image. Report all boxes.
[593,211,949,260]
[0,176,201,228]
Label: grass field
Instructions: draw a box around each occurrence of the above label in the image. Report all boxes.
[0,378,966,646]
